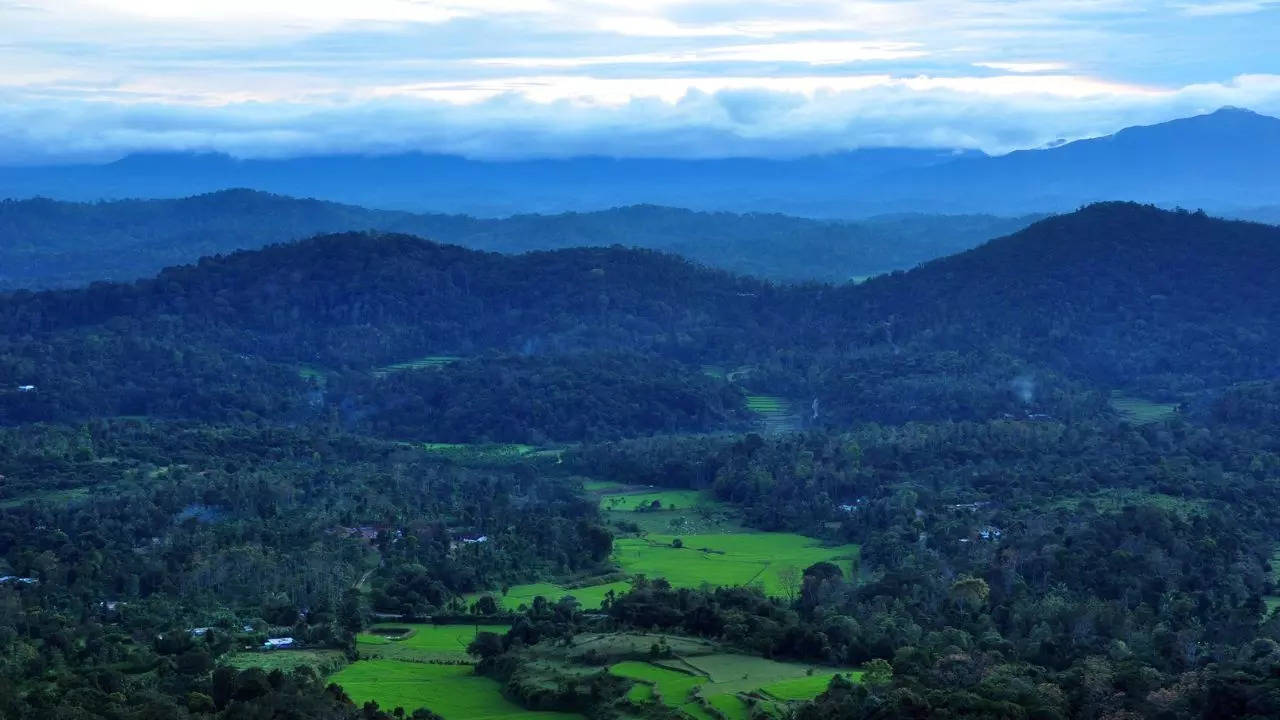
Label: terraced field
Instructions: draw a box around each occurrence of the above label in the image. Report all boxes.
[744,394,801,433]
[373,355,461,377]
[329,660,580,720]
[610,655,858,720]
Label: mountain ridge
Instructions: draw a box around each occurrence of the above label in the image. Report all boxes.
[1,109,1277,218]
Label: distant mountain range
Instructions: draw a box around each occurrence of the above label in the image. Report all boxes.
[0,108,1276,219]
[0,190,1037,289]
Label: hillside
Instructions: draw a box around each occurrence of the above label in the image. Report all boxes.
[2,203,1278,434]
[0,191,1032,289]
[850,202,1280,392]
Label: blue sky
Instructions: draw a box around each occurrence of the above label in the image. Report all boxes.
[1,0,1278,162]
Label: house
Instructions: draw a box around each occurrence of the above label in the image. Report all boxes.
[978,526,1003,541]
[462,535,488,544]
[263,637,295,649]
[189,627,212,636]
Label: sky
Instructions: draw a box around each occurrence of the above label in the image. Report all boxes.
[1,0,1279,162]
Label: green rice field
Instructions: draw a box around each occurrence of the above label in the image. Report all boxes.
[467,580,632,612]
[611,655,857,718]
[599,489,708,512]
[612,532,858,596]
[356,624,510,662]
[329,659,580,720]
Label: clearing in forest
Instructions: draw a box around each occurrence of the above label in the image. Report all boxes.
[356,623,509,662]
[329,660,580,720]
[612,532,858,597]
[1110,394,1178,424]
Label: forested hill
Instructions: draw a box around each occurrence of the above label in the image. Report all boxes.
[2,203,1278,432]
[0,190,1034,289]
[849,202,1280,392]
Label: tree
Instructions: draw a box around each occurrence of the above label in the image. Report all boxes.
[467,631,504,660]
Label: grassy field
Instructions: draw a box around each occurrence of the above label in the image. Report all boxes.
[600,489,708,512]
[611,661,703,706]
[373,355,461,377]
[420,443,542,464]
[760,672,858,700]
[224,649,347,674]
[613,532,858,596]
[329,659,580,720]
[612,656,857,718]
[357,624,509,662]
[467,580,632,611]
[1110,394,1178,424]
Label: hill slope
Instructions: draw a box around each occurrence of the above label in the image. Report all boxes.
[2,203,1278,431]
[851,202,1280,391]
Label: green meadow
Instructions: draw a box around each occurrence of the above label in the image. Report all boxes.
[462,483,857,610]
[599,488,707,512]
[1110,394,1178,424]
[611,655,857,719]
[613,532,858,596]
[467,580,633,612]
[328,660,580,720]
[356,624,510,662]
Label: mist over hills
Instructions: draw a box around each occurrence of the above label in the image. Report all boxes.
[1,109,1276,220]
[0,190,1036,289]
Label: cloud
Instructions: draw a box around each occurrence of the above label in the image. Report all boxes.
[0,72,1276,164]
[973,61,1070,73]
[0,1,1276,161]
[1177,1,1278,16]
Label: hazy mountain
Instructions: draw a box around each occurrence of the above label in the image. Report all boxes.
[868,107,1280,214]
[1,109,1277,219]
[0,190,1037,289]
[0,148,976,218]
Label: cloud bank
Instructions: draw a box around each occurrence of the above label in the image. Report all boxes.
[1,0,1278,161]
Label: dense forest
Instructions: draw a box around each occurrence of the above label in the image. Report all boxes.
[3,202,1280,719]
[0,190,1033,289]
